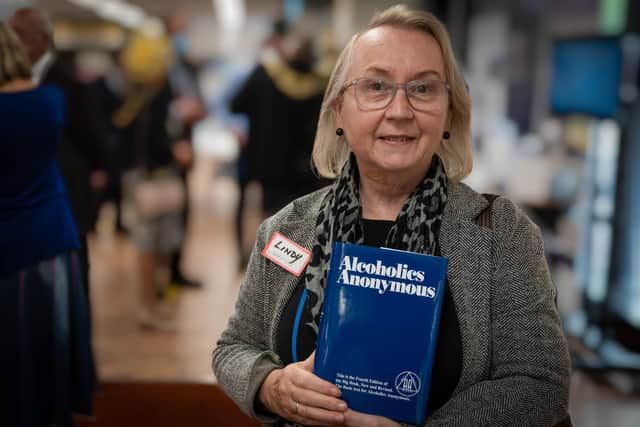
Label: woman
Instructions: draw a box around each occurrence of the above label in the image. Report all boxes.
[115,30,184,330]
[213,5,571,426]
[0,22,95,426]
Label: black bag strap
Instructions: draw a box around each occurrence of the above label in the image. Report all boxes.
[474,193,499,229]
[554,415,573,427]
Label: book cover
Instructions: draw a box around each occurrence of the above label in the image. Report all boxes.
[314,242,448,425]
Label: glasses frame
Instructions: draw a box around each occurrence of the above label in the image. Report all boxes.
[340,76,451,112]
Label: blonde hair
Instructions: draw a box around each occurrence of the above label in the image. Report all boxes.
[0,22,32,85]
[311,4,472,182]
[113,31,174,128]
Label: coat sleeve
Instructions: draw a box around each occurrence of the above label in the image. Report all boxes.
[212,220,283,423]
[230,65,261,115]
[427,198,571,426]
[46,63,108,171]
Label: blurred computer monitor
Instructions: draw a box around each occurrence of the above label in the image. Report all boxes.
[550,37,622,118]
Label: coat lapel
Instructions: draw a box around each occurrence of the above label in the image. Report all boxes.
[267,192,327,349]
[440,183,494,392]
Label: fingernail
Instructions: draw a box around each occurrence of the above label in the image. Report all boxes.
[338,402,347,410]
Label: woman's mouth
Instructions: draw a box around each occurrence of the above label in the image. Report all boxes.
[379,135,416,143]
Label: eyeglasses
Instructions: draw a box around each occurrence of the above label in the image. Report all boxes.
[340,77,450,112]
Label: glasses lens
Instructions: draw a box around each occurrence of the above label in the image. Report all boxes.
[355,78,393,109]
[407,80,447,111]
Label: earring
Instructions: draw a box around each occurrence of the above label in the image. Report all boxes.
[443,131,450,140]
[336,128,344,136]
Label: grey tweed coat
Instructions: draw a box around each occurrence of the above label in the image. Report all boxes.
[212,181,571,426]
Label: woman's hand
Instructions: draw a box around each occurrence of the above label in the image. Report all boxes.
[257,352,347,426]
[342,409,401,427]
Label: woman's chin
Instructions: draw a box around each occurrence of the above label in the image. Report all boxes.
[367,156,427,177]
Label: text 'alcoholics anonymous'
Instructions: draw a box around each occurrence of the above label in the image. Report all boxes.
[336,256,437,298]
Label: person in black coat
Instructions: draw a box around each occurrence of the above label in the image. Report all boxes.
[231,34,327,268]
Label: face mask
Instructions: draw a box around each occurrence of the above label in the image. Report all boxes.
[173,32,188,57]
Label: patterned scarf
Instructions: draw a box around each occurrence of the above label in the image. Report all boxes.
[302,154,448,331]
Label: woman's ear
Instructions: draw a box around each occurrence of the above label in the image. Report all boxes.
[445,104,453,132]
[332,96,344,127]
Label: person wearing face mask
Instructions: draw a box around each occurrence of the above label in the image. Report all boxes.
[230,27,327,271]
[213,5,571,426]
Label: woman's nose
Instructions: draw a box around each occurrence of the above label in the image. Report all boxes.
[384,87,414,119]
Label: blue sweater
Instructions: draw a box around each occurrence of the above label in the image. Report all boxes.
[0,85,80,276]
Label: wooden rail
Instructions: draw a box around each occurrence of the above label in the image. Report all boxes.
[75,382,260,426]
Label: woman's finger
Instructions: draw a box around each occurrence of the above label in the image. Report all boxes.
[289,365,341,397]
[343,409,401,427]
[291,399,346,426]
[292,386,347,413]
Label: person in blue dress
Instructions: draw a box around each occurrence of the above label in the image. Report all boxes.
[0,22,95,427]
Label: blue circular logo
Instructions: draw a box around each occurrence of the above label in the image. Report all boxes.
[394,371,421,397]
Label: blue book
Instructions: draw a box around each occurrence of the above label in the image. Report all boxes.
[314,242,448,425]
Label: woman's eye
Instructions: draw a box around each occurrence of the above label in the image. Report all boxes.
[414,82,434,94]
[367,81,387,91]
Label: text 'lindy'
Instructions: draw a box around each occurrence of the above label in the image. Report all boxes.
[262,232,311,276]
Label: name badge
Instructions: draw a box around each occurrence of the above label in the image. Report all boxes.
[262,232,311,276]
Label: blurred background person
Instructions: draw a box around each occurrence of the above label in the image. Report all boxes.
[230,18,287,270]
[94,50,129,234]
[9,7,108,317]
[0,21,95,427]
[231,28,327,269]
[166,12,207,289]
[114,25,184,331]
